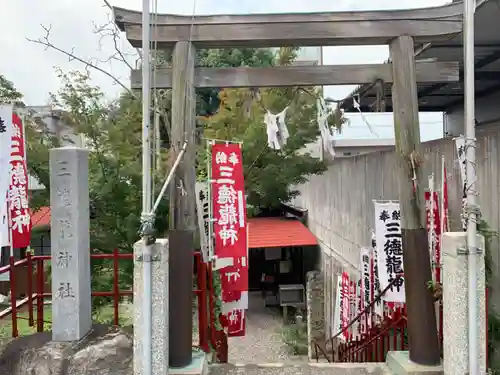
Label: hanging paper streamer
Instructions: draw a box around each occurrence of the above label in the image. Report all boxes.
[265,107,289,150]
[316,98,336,159]
[352,95,378,137]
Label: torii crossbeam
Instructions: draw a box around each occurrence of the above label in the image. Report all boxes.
[114,2,463,372]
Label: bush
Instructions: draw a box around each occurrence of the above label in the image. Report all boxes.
[280,320,308,355]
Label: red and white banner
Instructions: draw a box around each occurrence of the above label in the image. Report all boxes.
[370,233,384,317]
[340,271,350,340]
[425,191,441,283]
[349,279,357,337]
[374,201,405,303]
[210,142,248,336]
[227,309,246,337]
[0,104,13,247]
[8,113,31,248]
[333,275,342,340]
[359,247,372,333]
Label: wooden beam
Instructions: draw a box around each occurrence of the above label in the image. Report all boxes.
[113,2,463,48]
[168,41,197,368]
[114,3,463,26]
[390,35,440,366]
[130,62,459,89]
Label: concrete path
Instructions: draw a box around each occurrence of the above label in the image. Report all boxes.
[227,292,301,364]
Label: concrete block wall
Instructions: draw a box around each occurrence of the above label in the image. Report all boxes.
[292,125,500,321]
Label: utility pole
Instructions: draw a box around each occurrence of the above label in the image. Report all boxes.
[390,35,441,366]
[463,0,479,373]
[169,41,197,368]
[140,0,153,372]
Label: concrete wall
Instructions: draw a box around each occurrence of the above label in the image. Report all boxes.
[333,145,393,157]
[444,93,500,137]
[293,125,500,328]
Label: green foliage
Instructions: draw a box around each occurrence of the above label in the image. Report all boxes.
[212,270,223,331]
[195,48,275,117]
[0,71,170,307]
[280,320,308,355]
[48,70,170,307]
[200,47,339,213]
[0,74,23,103]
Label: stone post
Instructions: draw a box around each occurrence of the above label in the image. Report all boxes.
[442,232,487,375]
[306,271,325,361]
[49,146,92,342]
[134,239,169,375]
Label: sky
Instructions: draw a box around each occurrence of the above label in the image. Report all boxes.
[1,0,448,140]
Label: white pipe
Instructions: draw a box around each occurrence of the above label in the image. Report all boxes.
[464,0,478,373]
[207,140,214,260]
[141,0,153,372]
[152,141,188,214]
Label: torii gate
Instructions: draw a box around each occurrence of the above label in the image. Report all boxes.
[113,2,462,372]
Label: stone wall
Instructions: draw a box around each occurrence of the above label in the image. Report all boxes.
[306,271,325,360]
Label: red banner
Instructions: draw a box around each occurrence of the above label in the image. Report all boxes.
[425,191,441,283]
[227,309,246,337]
[211,143,248,305]
[8,114,31,248]
[340,272,350,340]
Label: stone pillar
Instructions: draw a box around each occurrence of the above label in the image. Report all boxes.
[134,239,169,375]
[306,271,325,361]
[442,232,487,375]
[49,146,92,342]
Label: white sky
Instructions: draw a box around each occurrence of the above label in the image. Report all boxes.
[1,0,449,140]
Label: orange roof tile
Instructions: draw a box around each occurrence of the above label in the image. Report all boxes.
[248,217,317,249]
[30,209,318,249]
[31,206,51,228]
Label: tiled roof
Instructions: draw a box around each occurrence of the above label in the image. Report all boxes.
[248,217,317,249]
[31,208,318,250]
[31,206,51,228]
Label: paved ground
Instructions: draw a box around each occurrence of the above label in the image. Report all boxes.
[227,292,303,364]
[194,292,307,364]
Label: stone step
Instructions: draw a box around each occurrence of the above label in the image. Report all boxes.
[209,362,389,375]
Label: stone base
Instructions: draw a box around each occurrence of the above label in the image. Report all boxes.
[386,352,443,375]
[170,351,208,375]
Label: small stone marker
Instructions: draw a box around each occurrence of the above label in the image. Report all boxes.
[50,146,92,342]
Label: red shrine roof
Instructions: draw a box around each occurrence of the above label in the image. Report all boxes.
[31,208,318,249]
[31,206,51,228]
[247,217,317,249]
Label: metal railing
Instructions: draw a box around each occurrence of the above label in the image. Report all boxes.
[312,275,442,363]
[0,250,225,360]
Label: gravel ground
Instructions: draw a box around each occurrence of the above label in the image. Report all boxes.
[227,292,304,364]
[194,292,307,364]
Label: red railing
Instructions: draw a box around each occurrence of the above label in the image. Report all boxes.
[0,250,226,360]
[312,276,443,363]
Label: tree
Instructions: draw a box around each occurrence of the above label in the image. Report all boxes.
[1,71,169,310]
[48,70,170,300]
[200,48,342,214]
